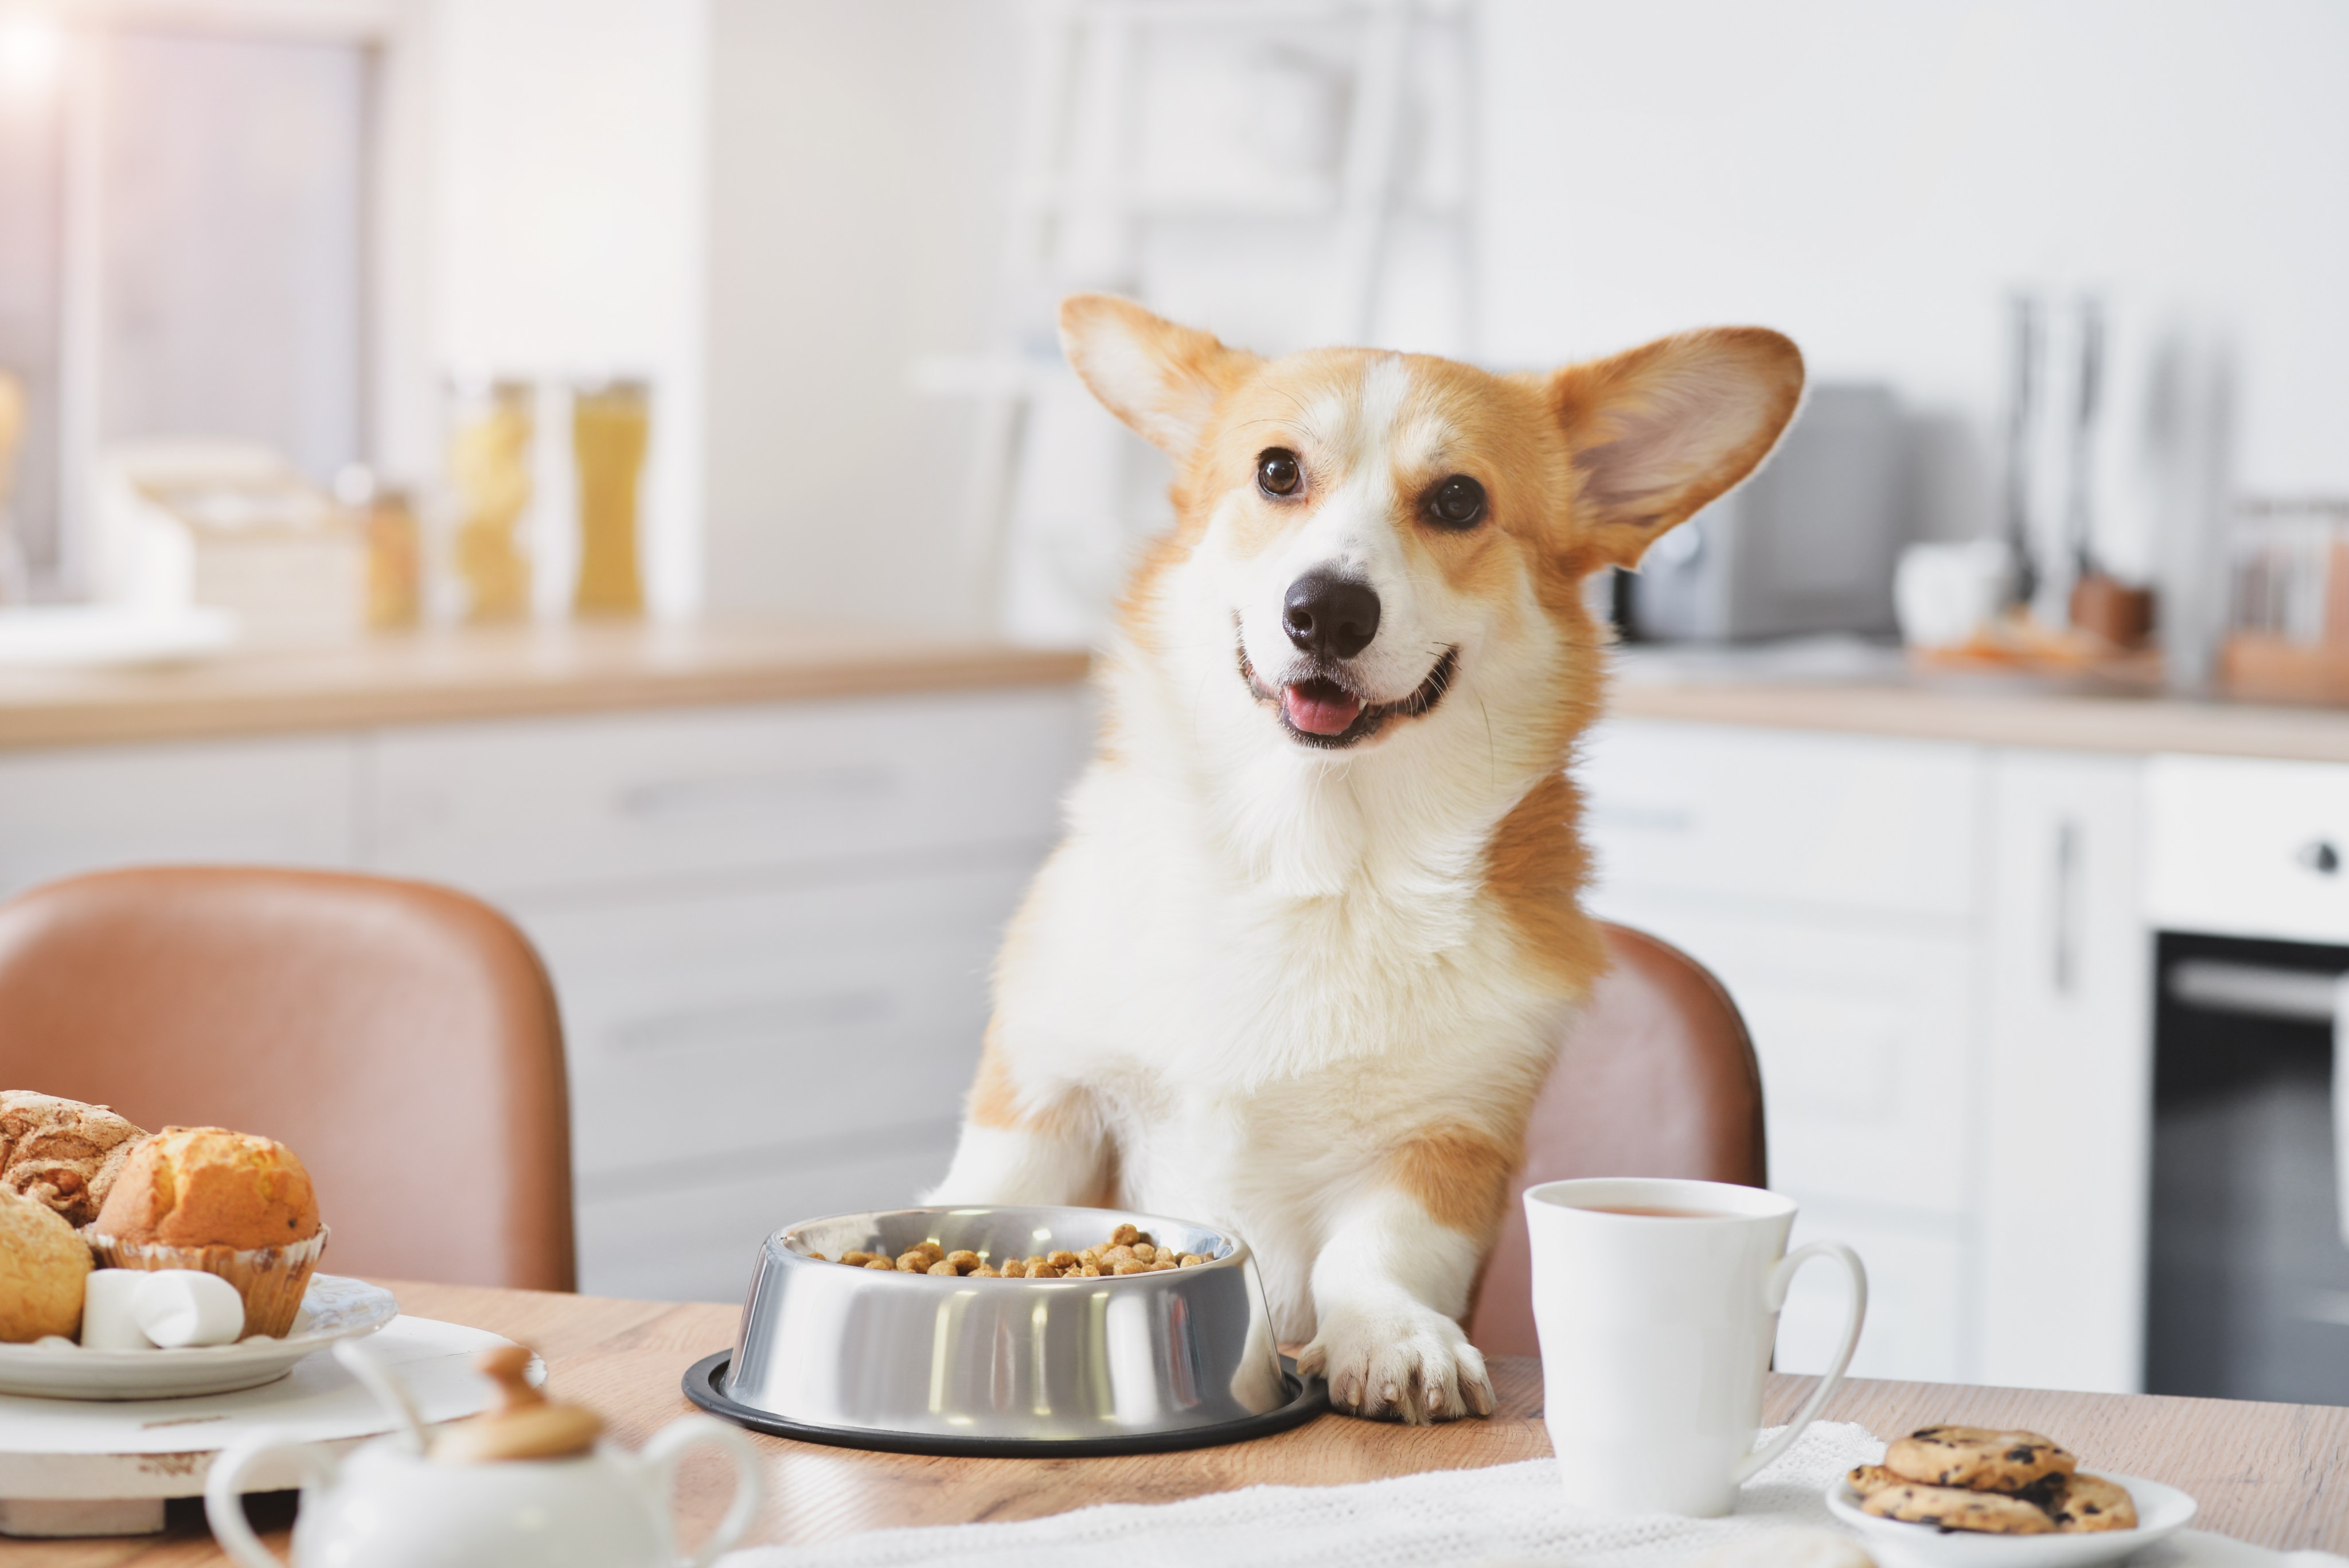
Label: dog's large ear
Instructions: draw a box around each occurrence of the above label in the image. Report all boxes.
[1547,328,1804,570]
[1059,294,1258,456]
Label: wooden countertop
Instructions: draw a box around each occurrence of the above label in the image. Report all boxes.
[17,1280,2343,1563]
[5,622,2349,766]
[1611,646,2349,765]
[0,621,1090,751]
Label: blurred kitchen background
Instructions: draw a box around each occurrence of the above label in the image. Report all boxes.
[1,0,2346,1407]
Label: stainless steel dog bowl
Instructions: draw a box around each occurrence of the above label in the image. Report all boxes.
[682,1206,1326,1455]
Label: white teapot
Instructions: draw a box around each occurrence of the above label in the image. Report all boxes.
[205,1342,760,1568]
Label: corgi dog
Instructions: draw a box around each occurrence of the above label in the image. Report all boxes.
[932,297,1802,1422]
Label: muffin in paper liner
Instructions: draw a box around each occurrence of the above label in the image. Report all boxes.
[84,1225,329,1339]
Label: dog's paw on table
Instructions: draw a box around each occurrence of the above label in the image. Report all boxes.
[1297,1304,1497,1425]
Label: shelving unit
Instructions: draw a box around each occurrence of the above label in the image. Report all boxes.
[915,0,1476,642]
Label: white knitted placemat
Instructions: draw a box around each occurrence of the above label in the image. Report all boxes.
[721,1422,2348,1568]
[727,1422,1878,1568]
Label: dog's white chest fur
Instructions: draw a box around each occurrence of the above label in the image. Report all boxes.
[966,719,1572,1340]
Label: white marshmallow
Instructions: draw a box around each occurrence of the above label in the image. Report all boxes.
[79,1269,155,1351]
[132,1270,247,1348]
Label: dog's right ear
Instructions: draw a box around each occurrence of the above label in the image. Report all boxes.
[1058,294,1258,457]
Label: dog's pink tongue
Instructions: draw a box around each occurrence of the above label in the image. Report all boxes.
[1283,684,1363,736]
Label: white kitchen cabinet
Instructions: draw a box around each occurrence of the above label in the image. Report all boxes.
[1585,717,2159,1394]
[1579,719,1985,921]
[1586,892,1980,1215]
[520,857,1031,1188]
[0,736,361,897]
[1980,752,2150,1393]
[1780,1202,1970,1383]
[365,689,1087,899]
[1583,717,1989,1383]
[0,682,1091,1301]
[2144,754,2349,946]
[578,1141,958,1304]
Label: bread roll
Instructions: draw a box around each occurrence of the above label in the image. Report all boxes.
[0,1185,91,1341]
[0,1090,147,1227]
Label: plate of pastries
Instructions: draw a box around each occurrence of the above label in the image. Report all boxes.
[0,1090,394,1399]
[1825,1425,2197,1568]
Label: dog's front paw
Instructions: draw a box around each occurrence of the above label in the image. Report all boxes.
[1296,1302,1495,1425]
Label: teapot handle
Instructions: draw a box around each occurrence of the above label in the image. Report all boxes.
[205,1431,337,1568]
[641,1415,763,1568]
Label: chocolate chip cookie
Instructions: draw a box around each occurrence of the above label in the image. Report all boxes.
[1856,1474,2058,1535]
[1845,1464,1905,1497]
[2049,1473,2139,1533]
[1885,1425,2077,1493]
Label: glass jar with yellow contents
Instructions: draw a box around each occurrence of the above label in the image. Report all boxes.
[571,378,650,616]
[446,377,535,622]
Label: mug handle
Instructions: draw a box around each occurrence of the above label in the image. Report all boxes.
[204,1432,335,1568]
[642,1414,763,1568]
[1731,1239,1869,1484]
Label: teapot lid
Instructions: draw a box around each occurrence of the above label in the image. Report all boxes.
[432,1345,602,1464]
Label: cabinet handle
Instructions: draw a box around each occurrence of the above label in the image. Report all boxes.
[2051,819,2079,996]
[2300,840,2342,875]
[618,766,896,820]
[1589,803,1695,834]
[609,990,896,1054]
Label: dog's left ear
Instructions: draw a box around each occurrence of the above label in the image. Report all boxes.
[1547,328,1804,570]
[1059,294,1259,457]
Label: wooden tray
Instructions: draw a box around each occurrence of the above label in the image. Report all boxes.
[2222,635,2349,706]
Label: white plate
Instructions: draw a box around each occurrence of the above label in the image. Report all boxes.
[0,1274,397,1400]
[1825,1474,2198,1568]
[0,605,237,669]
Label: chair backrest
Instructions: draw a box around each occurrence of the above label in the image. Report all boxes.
[0,867,575,1290]
[1468,921,1765,1355]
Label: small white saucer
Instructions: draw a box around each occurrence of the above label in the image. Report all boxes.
[1824,1474,2198,1568]
[0,1274,397,1400]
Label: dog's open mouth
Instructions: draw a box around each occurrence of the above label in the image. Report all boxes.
[1238,641,1459,750]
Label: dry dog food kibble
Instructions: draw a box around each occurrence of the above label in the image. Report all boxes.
[811,1224,1215,1278]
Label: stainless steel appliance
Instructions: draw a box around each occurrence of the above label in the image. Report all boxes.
[2149,934,2349,1403]
[2144,752,2349,1403]
[1626,383,1909,642]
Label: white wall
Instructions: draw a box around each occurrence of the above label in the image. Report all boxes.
[1480,0,2349,553]
[700,0,1019,633]
[427,0,708,617]
[696,0,2349,629]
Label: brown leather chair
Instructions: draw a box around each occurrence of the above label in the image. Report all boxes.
[1468,922,1765,1355]
[0,867,575,1290]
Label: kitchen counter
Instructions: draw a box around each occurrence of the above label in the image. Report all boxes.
[1610,641,2349,763]
[6,623,2347,764]
[0,621,1090,750]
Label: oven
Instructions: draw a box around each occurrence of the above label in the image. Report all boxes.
[2144,754,2349,1404]
[2148,931,2349,1401]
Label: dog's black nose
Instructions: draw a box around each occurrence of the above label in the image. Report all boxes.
[1283,571,1381,660]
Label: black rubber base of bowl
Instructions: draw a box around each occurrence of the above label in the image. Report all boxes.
[681,1349,1330,1457]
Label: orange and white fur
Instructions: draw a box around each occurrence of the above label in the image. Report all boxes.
[932,297,1804,1422]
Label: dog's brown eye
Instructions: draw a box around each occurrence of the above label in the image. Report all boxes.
[1257,448,1302,497]
[1426,474,1486,529]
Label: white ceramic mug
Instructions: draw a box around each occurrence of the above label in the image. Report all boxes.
[1526,1177,1867,1518]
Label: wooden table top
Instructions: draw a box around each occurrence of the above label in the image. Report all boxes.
[9,1281,2347,1565]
